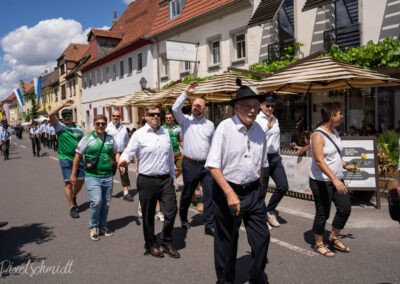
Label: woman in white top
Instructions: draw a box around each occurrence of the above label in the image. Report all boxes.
[309,102,356,257]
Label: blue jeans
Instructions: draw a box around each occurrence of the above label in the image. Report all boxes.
[85,174,113,228]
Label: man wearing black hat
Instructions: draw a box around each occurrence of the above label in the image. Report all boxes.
[48,99,84,219]
[256,93,289,229]
[206,79,270,284]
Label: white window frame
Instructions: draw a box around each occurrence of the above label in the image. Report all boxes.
[160,55,169,78]
[210,39,221,66]
[234,32,246,60]
[169,0,184,19]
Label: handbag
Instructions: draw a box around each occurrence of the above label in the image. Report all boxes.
[84,135,106,171]
[388,189,400,222]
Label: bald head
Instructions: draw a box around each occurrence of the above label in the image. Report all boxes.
[192,98,207,119]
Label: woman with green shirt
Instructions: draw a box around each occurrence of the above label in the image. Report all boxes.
[71,115,120,241]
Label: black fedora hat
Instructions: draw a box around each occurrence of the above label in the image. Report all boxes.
[229,78,262,106]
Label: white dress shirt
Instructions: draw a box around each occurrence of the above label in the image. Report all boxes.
[205,115,268,184]
[172,92,215,161]
[120,123,176,179]
[255,111,280,153]
[106,122,129,153]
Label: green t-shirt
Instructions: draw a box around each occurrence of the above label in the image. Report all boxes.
[55,121,84,161]
[76,132,117,177]
[162,124,181,152]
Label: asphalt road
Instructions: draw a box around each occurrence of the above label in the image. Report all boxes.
[0,137,399,283]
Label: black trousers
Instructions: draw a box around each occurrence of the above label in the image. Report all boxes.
[213,180,270,284]
[179,158,215,229]
[264,153,289,212]
[31,137,40,156]
[137,174,177,248]
[309,178,351,235]
[2,140,10,160]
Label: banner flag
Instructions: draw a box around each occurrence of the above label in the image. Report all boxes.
[14,88,24,108]
[33,77,42,103]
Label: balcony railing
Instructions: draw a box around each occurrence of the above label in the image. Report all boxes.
[267,39,295,62]
[324,23,360,51]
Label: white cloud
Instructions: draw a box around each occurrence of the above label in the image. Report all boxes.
[123,0,135,4]
[0,18,109,100]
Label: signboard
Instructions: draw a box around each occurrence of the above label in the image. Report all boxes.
[268,136,379,206]
[166,40,198,62]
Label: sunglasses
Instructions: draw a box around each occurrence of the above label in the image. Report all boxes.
[147,112,161,117]
[265,104,275,109]
[95,122,106,127]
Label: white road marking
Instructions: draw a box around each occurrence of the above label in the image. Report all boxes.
[49,156,58,161]
[188,208,317,256]
[20,145,26,148]
[113,180,121,184]
[276,206,315,220]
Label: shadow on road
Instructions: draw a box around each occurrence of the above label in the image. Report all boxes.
[0,223,54,277]
[77,201,90,213]
[108,215,140,231]
[112,188,138,199]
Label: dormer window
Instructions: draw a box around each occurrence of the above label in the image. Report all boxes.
[169,0,185,19]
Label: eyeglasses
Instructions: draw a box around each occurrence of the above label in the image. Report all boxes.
[237,103,260,111]
[265,104,275,109]
[95,122,106,127]
[112,115,120,118]
[147,112,161,117]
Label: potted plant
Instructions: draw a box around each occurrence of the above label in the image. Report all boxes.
[377,130,400,191]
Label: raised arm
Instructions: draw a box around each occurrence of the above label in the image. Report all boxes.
[47,99,74,127]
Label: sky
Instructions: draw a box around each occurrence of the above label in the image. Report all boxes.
[0,0,135,100]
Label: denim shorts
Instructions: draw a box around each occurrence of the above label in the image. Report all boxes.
[59,159,84,182]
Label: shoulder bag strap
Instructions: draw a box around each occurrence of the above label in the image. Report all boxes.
[95,134,107,160]
[315,129,342,157]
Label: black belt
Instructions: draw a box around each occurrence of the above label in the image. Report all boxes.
[183,155,206,165]
[138,173,170,179]
[228,180,260,195]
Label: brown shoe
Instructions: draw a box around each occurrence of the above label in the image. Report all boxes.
[146,247,164,258]
[161,243,180,258]
[123,194,134,202]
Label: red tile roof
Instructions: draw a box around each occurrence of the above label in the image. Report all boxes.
[111,0,160,48]
[61,43,90,62]
[88,29,123,40]
[150,0,238,36]
[24,82,34,93]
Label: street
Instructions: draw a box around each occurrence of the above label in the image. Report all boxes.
[0,137,399,283]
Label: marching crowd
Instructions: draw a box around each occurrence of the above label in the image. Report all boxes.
[4,79,397,283]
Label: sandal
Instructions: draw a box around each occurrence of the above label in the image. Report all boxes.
[313,243,335,257]
[328,237,351,253]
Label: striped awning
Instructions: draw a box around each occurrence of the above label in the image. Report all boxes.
[302,0,336,12]
[256,56,400,93]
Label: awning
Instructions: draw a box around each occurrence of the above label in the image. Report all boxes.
[248,0,282,27]
[302,0,337,12]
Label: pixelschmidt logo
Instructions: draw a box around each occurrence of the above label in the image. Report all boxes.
[0,259,73,277]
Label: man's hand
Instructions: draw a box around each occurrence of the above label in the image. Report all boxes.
[185,81,198,95]
[226,191,241,215]
[63,99,75,108]
[118,159,130,170]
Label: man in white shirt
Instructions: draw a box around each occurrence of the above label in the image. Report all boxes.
[118,105,180,259]
[205,80,269,284]
[255,94,289,229]
[172,82,216,236]
[106,110,134,202]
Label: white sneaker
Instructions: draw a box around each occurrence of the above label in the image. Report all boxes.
[155,211,165,222]
[267,212,280,228]
[267,222,273,231]
[138,204,142,218]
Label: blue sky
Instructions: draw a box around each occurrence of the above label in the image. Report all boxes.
[0,0,134,100]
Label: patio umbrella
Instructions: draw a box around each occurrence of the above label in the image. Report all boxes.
[256,56,400,93]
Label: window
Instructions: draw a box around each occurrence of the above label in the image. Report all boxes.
[137,53,143,72]
[234,33,246,60]
[112,63,117,80]
[91,72,96,86]
[61,85,66,100]
[169,0,185,19]
[119,61,124,78]
[105,67,110,81]
[128,57,133,74]
[160,56,169,78]
[210,40,220,65]
[97,70,101,84]
[183,61,191,72]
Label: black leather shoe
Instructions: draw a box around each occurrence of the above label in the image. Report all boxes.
[161,243,180,258]
[0,221,8,228]
[146,247,164,258]
[181,221,191,230]
[205,227,214,237]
